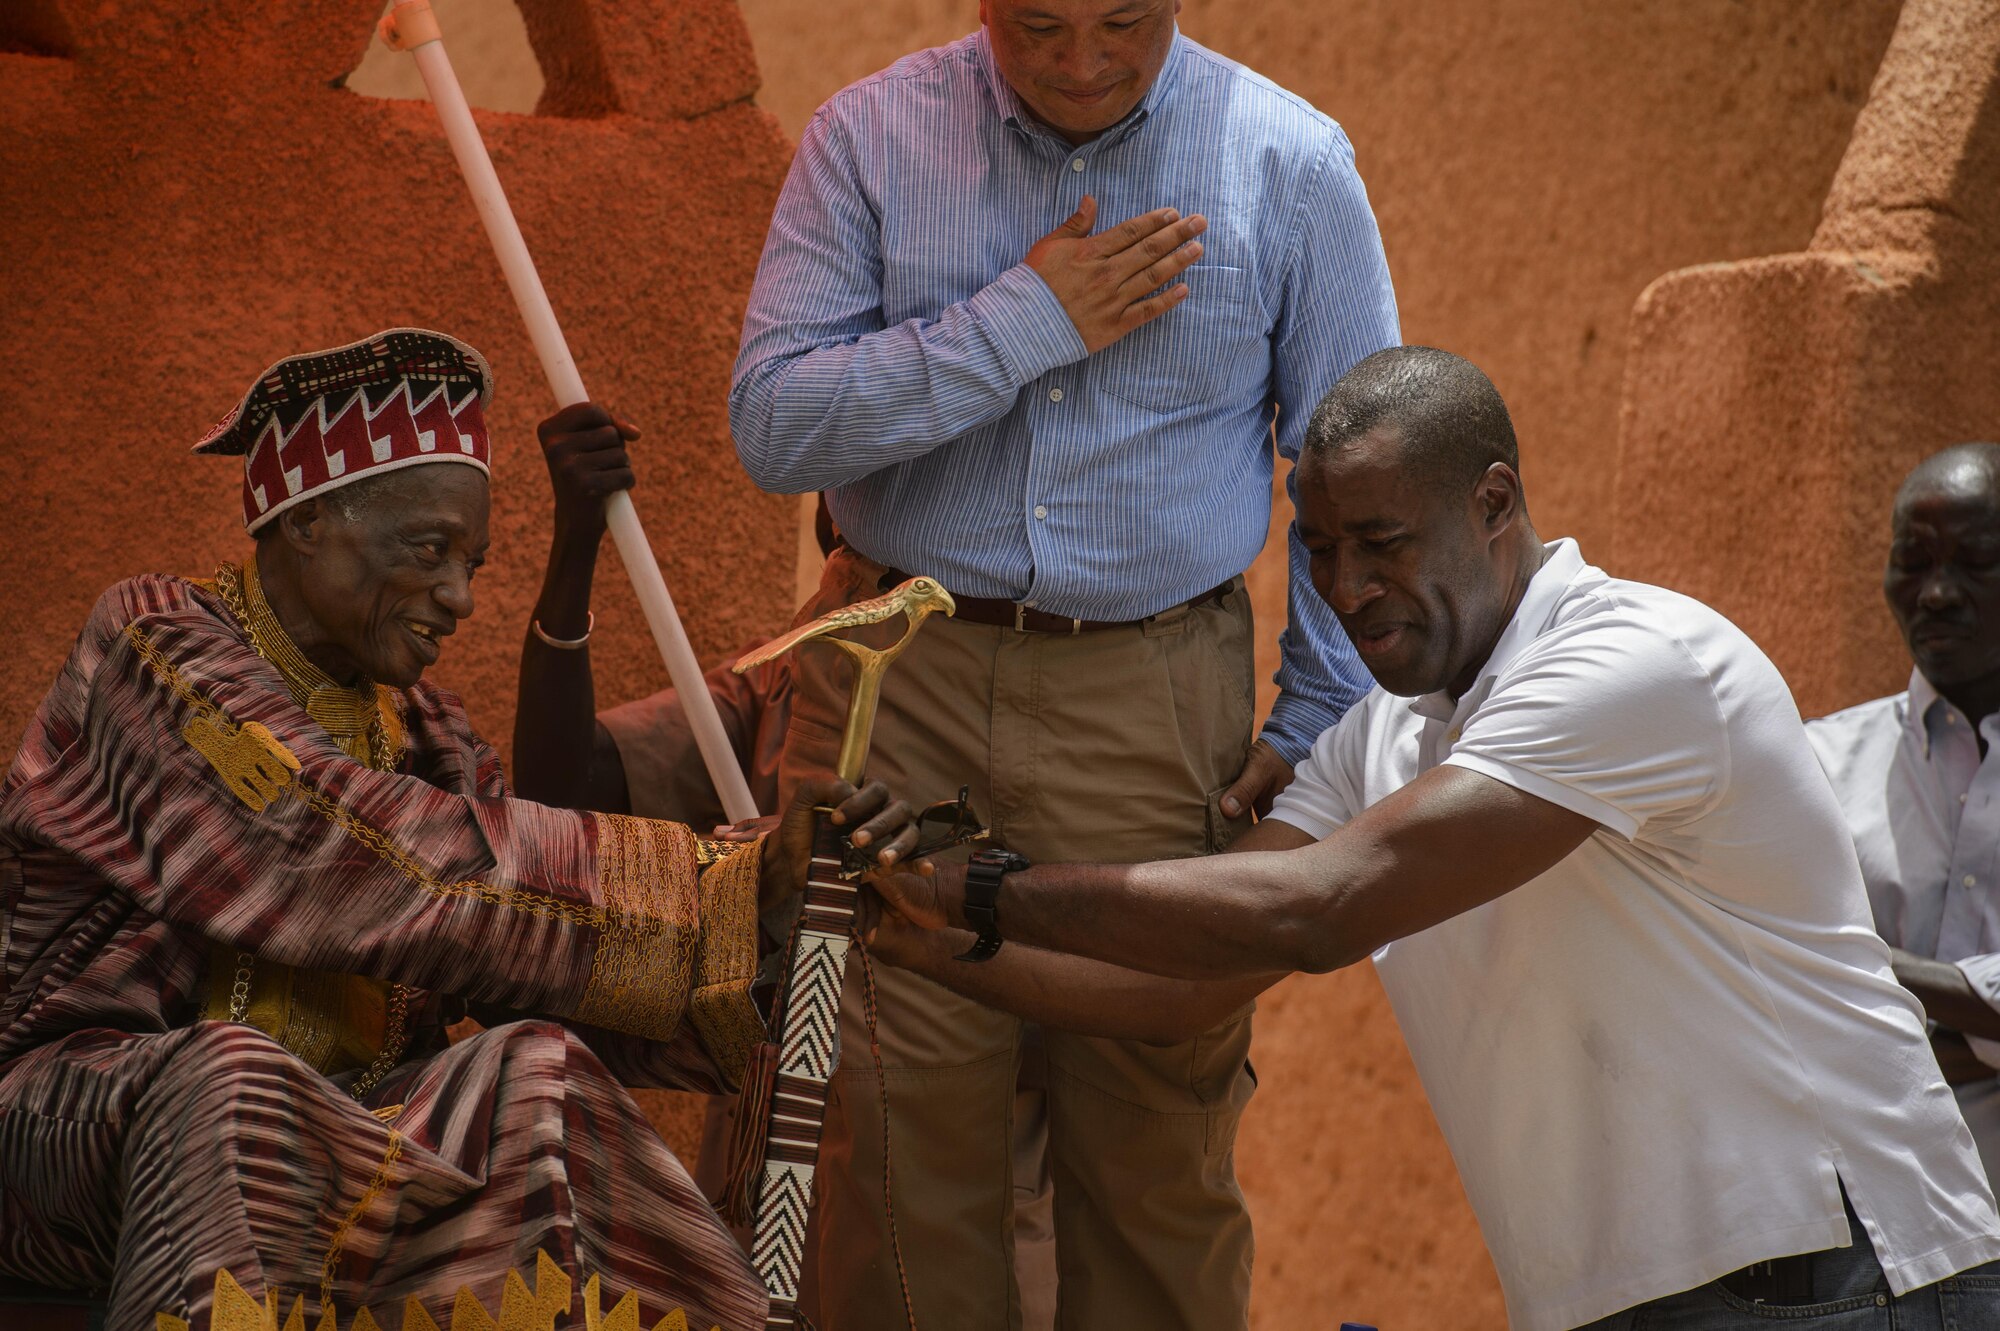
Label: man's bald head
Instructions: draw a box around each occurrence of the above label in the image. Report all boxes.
[1302,345,1521,498]
[1884,441,2000,724]
[1895,442,2000,515]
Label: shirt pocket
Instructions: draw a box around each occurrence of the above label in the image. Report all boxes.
[1096,264,1263,415]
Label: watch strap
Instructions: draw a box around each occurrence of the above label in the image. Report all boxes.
[953,850,1024,963]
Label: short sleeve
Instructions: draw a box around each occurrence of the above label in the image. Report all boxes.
[1443,614,1728,842]
[1267,707,1370,842]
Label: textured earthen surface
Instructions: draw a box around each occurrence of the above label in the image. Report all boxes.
[0,0,793,1163]
[1614,0,2000,721]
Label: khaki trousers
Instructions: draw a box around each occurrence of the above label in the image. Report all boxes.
[784,548,1259,1331]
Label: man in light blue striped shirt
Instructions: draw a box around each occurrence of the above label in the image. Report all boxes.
[732,1,1397,1324]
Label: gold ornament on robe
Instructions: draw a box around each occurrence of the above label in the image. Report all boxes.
[198,561,410,1087]
[183,715,301,812]
[155,1249,718,1331]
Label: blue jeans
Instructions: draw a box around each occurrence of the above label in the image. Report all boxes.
[1577,1201,2000,1329]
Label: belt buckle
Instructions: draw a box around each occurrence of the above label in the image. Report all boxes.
[1012,602,1082,634]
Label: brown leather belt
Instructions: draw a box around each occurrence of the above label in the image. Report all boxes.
[877,567,1234,634]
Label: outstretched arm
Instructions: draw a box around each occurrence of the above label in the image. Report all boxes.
[863,818,1310,1044]
[876,764,1597,980]
[868,921,1280,1046]
[26,598,920,1033]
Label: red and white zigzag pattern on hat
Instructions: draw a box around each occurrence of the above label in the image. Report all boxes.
[243,380,489,532]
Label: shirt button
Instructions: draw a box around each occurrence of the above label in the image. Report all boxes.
[1048,387,1063,402]
[1966,875,1978,888]
[1034,505,1049,520]
[1071,157,1085,172]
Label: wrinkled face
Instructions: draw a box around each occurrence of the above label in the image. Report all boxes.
[1886,462,2000,701]
[981,0,1181,144]
[290,464,491,689]
[1297,428,1514,698]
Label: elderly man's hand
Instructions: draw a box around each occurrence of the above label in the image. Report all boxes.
[1025,196,1209,354]
[537,402,639,541]
[760,777,927,915]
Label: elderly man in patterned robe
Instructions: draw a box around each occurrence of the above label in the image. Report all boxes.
[0,330,920,1331]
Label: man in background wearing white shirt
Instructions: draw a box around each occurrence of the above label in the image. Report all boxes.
[1811,442,2000,1192]
[867,348,2000,1329]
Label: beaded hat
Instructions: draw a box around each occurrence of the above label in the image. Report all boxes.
[193,328,494,532]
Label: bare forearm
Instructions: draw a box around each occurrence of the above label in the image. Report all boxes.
[886,925,1273,1045]
[907,770,1600,982]
[1892,948,2000,1041]
[981,850,1337,980]
[511,528,627,811]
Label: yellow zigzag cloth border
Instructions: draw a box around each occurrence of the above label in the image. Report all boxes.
[155,1250,719,1331]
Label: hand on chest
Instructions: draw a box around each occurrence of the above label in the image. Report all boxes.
[879,153,1271,414]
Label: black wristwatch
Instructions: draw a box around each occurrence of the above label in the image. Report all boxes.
[954,848,1029,963]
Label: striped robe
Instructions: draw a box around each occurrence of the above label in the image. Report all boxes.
[0,575,771,1331]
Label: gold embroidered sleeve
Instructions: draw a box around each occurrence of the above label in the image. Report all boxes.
[570,815,702,1042]
[689,837,768,1086]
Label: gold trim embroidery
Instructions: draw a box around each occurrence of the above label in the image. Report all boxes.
[688,840,766,1087]
[127,622,612,932]
[320,1130,404,1308]
[130,622,742,1052]
[145,623,304,823]
[155,579,411,1086]
[217,562,404,772]
[160,1247,719,1331]
[571,815,701,1043]
[347,981,412,1099]
[181,714,301,812]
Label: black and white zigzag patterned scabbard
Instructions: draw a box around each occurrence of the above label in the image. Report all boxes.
[754,816,857,1330]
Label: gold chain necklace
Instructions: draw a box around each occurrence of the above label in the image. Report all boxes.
[212,561,413,1100]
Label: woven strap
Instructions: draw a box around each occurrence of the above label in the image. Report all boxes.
[750,816,856,1329]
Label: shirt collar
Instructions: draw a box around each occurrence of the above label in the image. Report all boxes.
[1906,666,1985,759]
[1409,539,1588,724]
[975,27,1186,148]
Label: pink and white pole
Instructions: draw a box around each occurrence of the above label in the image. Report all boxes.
[378,0,759,824]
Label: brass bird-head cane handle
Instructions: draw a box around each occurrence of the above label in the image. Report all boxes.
[735,576,957,787]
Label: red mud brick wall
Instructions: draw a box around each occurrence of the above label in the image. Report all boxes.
[1614,0,2000,723]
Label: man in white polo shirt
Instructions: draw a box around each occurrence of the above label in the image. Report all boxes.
[865,347,2000,1329]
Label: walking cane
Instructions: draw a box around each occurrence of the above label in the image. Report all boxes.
[723,578,967,1330]
[376,0,759,824]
